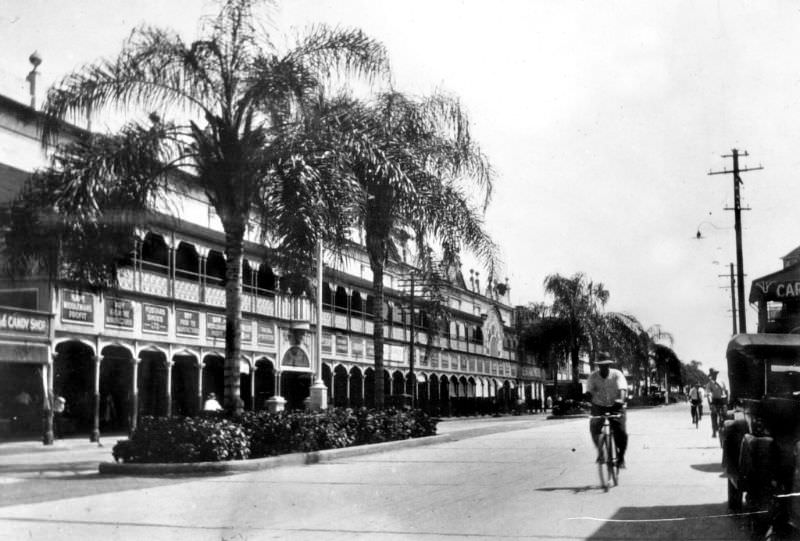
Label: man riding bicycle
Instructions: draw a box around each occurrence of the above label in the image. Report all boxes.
[705,368,728,438]
[587,351,628,468]
[689,382,704,424]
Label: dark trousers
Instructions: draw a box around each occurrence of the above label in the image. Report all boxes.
[709,399,727,434]
[590,404,628,458]
[690,399,703,421]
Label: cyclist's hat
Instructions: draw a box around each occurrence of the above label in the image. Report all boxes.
[708,368,719,375]
[596,351,613,365]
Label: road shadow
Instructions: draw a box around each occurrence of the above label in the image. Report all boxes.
[582,503,762,540]
[536,485,600,494]
[690,462,724,474]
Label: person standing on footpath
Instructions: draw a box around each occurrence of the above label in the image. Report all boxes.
[705,368,728,438]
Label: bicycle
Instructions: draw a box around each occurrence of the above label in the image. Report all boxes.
[691,400,703,429]
[591,413,623,491]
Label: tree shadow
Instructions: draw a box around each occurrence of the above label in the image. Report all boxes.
[583,503,763,540]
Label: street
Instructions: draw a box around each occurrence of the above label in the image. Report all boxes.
[0,404,763,540]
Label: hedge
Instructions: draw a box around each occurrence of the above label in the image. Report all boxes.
[112,407,439,464]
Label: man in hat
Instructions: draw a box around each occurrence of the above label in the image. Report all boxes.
[705,368,728,438]
[587,351,629,468]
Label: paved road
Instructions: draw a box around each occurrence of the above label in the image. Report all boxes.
[0,405,763,540]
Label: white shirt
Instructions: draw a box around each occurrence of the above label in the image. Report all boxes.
[203,398,222,411]
[689,387,705,401]
[587,368,627,407]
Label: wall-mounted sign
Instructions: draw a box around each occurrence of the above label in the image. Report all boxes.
[176,309,200,336]
[242,320,252,344]
[207,313,225,340]
[105,298,134,329]
[322,332,332,353]
[61,290,94,324]
[257,322,275,346]
[351,338,363,357]
[142,303,168,334]
[0,307,48,336]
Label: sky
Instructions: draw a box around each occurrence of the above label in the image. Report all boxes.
[3,0,800,380]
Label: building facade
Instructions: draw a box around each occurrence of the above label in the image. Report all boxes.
[0,92,549,442]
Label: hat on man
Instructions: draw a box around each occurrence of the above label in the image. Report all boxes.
[709,368,719,376]
[596,351,614,365]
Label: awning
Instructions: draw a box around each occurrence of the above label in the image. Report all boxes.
[750,263,800,303]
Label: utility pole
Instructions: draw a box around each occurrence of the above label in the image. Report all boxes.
[718,262,737,335]
[709,149,763,333]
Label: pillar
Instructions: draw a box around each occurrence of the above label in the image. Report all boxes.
[42,355,54,445]
[197,361,204,413]
[130,358,139,433]
[91,355,102,442]
[166,360,173,417]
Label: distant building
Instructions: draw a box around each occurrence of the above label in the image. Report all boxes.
[750,246,800,333]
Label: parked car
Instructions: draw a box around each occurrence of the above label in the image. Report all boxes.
[722,333,800,536]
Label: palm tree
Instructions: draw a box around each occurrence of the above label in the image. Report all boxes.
[543,272,609,395]
[33,0,389,412]
[333,91,497,408]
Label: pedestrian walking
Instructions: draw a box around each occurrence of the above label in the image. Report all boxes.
[545,395,553,412]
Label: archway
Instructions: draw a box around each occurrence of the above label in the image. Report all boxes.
[364,368,375,408]
[202,354,224,404]
[392,370,405,396]
[99,345,135,433]
[254,357,276,410]
[281,371,311,410]
[171,354,199,416]
[138,349,168,419]
[349,367,364,408]
[333,365,349,408]
[239,358,252,410]
[54,340,95,436]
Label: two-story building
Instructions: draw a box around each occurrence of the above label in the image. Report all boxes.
[0,83,548,443]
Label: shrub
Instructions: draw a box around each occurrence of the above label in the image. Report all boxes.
[112,416,250,463]
[113,407,439,463]
[240,409,356,458]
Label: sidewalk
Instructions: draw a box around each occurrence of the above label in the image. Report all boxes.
[0,414,553,477]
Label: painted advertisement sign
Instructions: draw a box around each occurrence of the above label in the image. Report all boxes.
[61,290,94,324]
[105,298,134,329]
[176,309,200,336]
[142,303,168,334]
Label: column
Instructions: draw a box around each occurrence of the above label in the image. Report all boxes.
[91,355,102,442]
[197,246,209,305]
[42,354,54,445]
[197,360,204,413]
[165,360,174,417]
[249,364,255,411]
[130,358,140,433]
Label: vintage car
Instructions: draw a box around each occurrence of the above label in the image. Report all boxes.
[723,333,800,533]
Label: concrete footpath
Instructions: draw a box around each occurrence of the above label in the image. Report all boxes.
[0,412,556,477]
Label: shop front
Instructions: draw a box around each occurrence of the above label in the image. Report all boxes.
[0,306,51,440]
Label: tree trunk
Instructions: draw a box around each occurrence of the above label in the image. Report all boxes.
[223,226,244,415]
[371,260,386,409]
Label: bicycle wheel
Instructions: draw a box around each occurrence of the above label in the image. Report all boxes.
[607,431,618,487]
[597,433,610,491]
